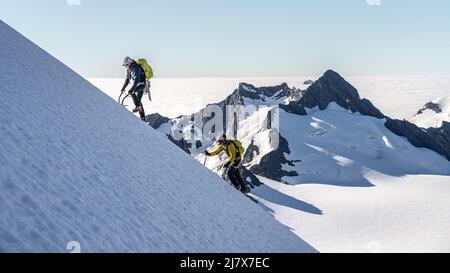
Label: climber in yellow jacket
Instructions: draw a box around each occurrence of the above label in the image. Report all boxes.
[205,134,249,193]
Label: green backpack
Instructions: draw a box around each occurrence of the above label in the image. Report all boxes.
[229,140,245,155]
[137,58,154,80]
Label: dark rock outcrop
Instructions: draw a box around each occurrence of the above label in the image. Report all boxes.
[238,82,293,101]
[385,119,450,161]
[195,140,203,149]
[428,122,450,161]
[279,102,307,116]
[146,113,170,129]
[417,102,443,115]
[299,70,385,119]
[248,134,298,182]
[243,139,260,165]
[167,134,192,155]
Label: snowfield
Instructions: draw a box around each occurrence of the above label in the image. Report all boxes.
[276,103,450,186]
[0,20,315,253]
[252,175,450,252]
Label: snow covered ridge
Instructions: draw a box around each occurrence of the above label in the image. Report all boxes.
[410,97,450,129]
[0,20,316,252]
[149,70,450,185]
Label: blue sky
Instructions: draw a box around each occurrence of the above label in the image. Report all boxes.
[1,0,449,78]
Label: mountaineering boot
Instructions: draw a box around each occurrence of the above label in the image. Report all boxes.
[139,108,146,121]
[240,186,250,194]
[233,185,243,192]
[132,106,142,113]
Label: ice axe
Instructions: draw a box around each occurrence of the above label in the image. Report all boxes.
[145,80,152,102]
[118,91,130,106]
[203,149,211,166]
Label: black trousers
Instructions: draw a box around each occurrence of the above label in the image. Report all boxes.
[226,160,247,191]
[131,86,145,120]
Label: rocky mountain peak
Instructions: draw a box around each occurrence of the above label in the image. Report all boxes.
[299,70,385,119]
[417,102,443,115]
[237,82,292,101]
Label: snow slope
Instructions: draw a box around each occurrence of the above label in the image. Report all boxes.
[277,103,450,185]
[410,97,450,128]
[252,175,450,252]
[0,20,315,253]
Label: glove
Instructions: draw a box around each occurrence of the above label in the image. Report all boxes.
[204,151,211,156]
[121,87,125,93]
[128,89,134,95]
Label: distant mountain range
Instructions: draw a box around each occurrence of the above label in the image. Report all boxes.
[148,70,450,185]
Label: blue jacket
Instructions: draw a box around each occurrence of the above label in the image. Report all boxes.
[121,62,146,92]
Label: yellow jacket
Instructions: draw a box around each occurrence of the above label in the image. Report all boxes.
[209,141,242,163]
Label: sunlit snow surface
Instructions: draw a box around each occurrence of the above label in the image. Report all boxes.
[252,174,450,252]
